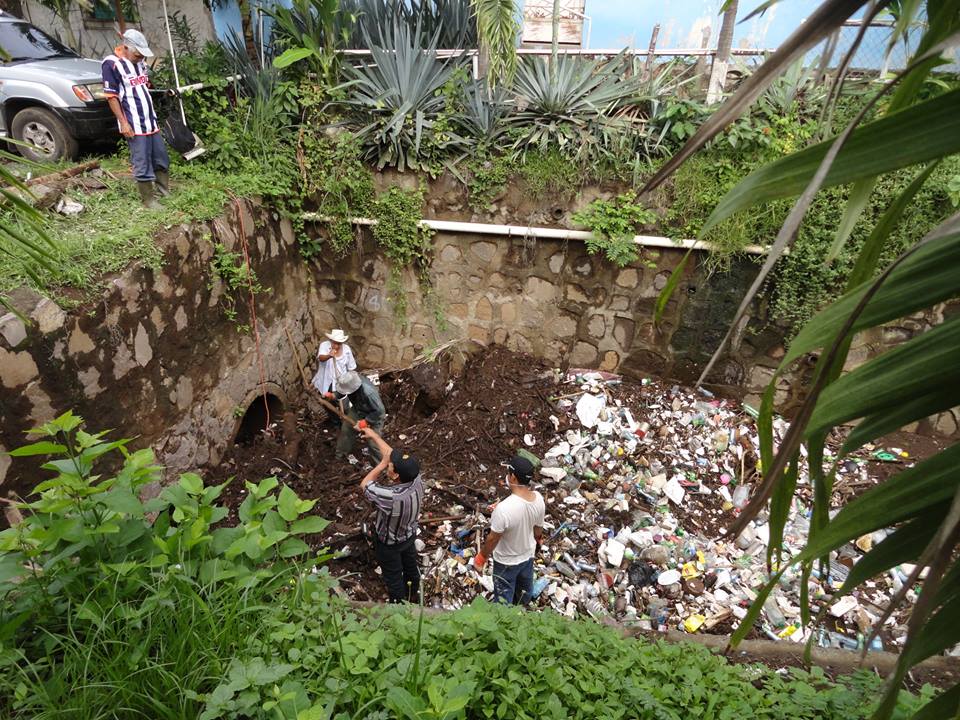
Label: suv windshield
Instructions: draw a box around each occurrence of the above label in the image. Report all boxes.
[0,22,78,62]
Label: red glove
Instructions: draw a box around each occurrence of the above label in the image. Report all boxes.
[357,419,368,430]
[473,552,487,570]
[323,392,335,400]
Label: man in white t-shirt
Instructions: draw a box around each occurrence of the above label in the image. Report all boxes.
[474,455,545,605]
[311,328,357,396]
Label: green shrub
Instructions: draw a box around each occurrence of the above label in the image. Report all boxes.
[0,412,331,717]
[572,194,657,267]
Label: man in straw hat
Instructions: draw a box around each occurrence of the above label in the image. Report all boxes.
[102,29,170,209]
[312,328,356,397]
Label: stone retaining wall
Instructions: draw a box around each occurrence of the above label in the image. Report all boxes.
[1,200,331,498]
[3,199,956,500]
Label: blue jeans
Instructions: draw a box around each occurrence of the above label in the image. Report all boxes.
[493,558,534,606]
[129,132,169,181]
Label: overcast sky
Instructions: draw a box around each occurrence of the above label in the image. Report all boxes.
[584,0,817,51]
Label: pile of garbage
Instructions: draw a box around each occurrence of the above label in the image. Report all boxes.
[418,369,918,652]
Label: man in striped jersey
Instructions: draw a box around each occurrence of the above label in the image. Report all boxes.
[102,29,170,209]
[359,425,424,603]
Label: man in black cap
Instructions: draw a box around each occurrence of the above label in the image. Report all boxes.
[359,425,424,603]
[474,455,545,605]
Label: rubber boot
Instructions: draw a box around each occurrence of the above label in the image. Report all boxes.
[137,181,161,210]
[154,168,170,197]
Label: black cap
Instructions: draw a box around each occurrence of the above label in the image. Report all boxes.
[508,455,535,484]
[389,448,420,482]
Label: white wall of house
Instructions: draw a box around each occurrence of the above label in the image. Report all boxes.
[18,0,217,60]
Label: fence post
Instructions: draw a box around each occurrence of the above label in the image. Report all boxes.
[643,23,660,81]
[695,26,712,95]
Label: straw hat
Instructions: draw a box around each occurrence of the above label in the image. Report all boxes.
[326,329,348,343]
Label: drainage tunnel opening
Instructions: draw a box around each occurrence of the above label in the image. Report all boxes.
[234,393,284,446]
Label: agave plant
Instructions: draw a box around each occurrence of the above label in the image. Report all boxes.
[0,150,59,313]
[647,1,960,718]
[508,53,645,165]
[457,79,511,146]
[340,0,477,49]
[338,22,467,171]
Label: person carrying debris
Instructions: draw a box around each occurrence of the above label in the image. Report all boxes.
[102,29,170,209]
[474,456,545,606]
[358,426,423,603]
[334,371,386,462]
[312,329,356,396]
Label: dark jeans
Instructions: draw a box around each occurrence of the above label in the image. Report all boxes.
[129,132,169,181]
[493,558,534,606]
[374,536,420,603]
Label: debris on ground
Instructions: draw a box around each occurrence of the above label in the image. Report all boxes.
[210,346,937,651]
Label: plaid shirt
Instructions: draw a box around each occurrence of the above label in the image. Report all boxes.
[364,475,423,544]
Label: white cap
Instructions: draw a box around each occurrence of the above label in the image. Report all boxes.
[122,28,153,58]
[337,371,361,394]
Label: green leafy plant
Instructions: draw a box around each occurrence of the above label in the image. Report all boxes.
[0,413,332,717]
[466,149,516,211]
[572,193,657,267]
[372,186,433,322]
[651,98,709,145]
[340,0,477,50]
[268,0,347,86]
[517,148,579,201]
[471,0,519,88]
[209,241,265,330]
[948,172,960,208]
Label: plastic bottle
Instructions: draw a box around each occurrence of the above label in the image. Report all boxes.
[531,577,550,599]
[763,597,786,628]
[732,484,751,509]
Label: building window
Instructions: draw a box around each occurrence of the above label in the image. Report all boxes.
[86,0,141,23]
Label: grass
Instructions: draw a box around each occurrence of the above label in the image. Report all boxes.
[0,154,281,304]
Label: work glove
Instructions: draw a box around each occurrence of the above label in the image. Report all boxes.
[356,419,368,430]
[473,552,487,570]
[323,392,335,400]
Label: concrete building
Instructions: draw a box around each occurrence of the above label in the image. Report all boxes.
[12,0,217,59]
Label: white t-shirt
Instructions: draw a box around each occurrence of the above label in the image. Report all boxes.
[310,341,356,394]
[490,491,545,565]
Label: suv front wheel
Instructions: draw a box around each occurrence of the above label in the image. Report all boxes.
[11,107,79,163]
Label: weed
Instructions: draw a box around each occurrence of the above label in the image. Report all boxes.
[572,194,657,268]
[0,154,296,301]
[466,150,517,212]
[518,149,580,202]
[209,240,265,331]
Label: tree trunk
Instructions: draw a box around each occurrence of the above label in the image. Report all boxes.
[707,0,738,104]
[112,0,126,32]
[238,0,259,65]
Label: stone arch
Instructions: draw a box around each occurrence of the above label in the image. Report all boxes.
[232,382,288,445]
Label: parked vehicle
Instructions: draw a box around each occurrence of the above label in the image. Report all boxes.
[0,12,117,162]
